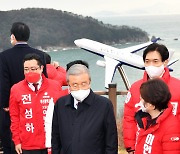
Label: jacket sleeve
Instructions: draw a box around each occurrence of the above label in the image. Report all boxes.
[56,67,67,86]
[123,90,137,152]
[51,102,62,154]
[162,122,180,154]
[9,86,21,145]
[105,101,118,154]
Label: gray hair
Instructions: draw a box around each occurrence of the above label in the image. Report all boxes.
[66,64,91,82]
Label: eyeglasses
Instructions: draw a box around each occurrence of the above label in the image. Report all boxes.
[69,82,90,90]
[24,67,40,72]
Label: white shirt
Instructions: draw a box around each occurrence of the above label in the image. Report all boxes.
[74,98,80,109]
[15,42,27,45]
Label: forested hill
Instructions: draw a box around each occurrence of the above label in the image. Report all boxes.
[0,8,149,50]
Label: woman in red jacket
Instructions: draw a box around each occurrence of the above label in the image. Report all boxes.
[135,79,180,154]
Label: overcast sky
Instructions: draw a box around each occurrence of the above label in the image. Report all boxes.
[1,0,180,16]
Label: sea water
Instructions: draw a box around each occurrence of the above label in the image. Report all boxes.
[49,14,180,117]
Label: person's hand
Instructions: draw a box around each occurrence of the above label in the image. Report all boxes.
[128,151,135,154]
[15,144,22,154]
[51,61,60,68]
[3,107,9,112]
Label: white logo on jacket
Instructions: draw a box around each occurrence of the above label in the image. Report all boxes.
[40,92,51,118]
[171,137,180,141]
[143,134,155,154]
[170,102,178,116]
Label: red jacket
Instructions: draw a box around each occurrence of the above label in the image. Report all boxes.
[135,106,180,154]
[123,68,180,152]
[9,75,65,150]
[46,64,67,87]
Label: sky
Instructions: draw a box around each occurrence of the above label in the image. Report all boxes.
[1,0,180,16]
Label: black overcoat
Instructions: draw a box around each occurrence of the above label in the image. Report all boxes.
[0,44,46,108]
[52,90,118,154]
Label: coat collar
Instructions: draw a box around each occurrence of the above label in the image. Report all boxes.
[13,43,30,48]
[137,105,173,135]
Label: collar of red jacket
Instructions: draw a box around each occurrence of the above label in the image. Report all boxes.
[138,105,173,134]
[23,74,48,91]
[143,67,170,83]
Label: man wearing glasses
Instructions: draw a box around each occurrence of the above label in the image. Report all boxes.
[51,62,118,154]
[9,53,64,154]
[0,22,47,154]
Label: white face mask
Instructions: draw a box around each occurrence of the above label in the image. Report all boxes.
[71,89,90,102]
[145,64,164,79]
[139,100,147,112]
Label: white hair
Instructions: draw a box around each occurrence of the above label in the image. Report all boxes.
[66,64,91,82]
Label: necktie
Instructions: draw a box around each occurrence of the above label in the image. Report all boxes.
[33,83,38,92]
[75,101,80,109]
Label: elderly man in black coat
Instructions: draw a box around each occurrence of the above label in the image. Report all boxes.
[52,62,118,154]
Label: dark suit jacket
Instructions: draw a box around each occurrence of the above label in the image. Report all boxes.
[0,44,47,108]
[52,90,118,154]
